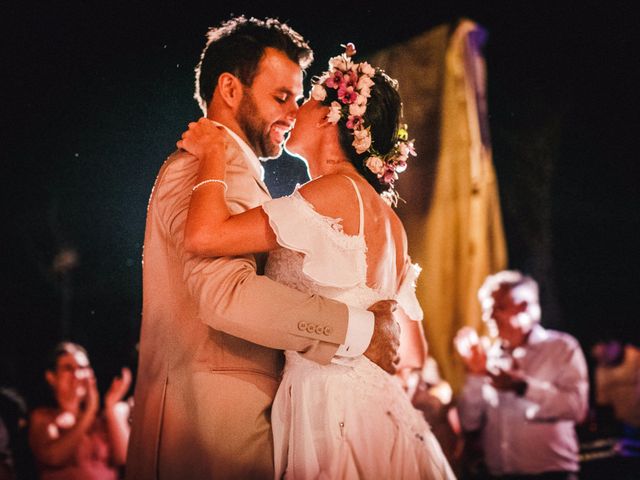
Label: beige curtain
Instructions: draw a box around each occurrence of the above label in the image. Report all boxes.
[371,20,507,392]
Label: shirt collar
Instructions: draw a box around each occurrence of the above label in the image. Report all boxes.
[509,324,547,359]
[210,120,264,181]
[525,323,548,346]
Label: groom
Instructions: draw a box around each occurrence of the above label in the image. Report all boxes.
[126,16,400,480]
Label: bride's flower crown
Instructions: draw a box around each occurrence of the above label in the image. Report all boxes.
[311,43,416,205]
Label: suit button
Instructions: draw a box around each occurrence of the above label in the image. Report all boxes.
[323,326,332,336]
[306,323,316,333]
[298,321,307,331]
[315,325,324,335]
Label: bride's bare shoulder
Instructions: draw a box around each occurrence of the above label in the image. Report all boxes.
[298,174,355,205]
[297,175,362,232]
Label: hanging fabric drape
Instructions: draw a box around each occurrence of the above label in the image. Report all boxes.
[371,19,507,392]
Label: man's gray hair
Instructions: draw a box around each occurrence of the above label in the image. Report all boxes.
[478,270,541,325]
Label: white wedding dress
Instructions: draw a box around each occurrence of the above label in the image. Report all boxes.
[262,178,456,480]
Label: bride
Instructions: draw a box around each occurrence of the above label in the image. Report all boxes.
[178,45,455,479]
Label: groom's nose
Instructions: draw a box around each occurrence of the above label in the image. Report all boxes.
[285,98,299,121]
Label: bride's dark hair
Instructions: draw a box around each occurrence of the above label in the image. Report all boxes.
[334,71,402,194]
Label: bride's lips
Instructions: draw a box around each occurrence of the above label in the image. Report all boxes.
[270,123,292,145]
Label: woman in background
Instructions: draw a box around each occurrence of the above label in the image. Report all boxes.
[29,342,130,480]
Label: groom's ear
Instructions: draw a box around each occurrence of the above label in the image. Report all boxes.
[216,72,244,109]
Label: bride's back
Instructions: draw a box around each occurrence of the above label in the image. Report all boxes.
[299,174,407,294]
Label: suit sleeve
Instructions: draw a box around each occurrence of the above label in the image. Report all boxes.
[154,153,350,365]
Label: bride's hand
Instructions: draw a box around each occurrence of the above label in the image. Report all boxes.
[177,118,228,162]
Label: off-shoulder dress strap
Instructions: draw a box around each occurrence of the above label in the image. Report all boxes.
[341,175,364,238]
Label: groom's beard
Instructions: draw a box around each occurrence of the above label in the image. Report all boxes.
[237,87,281,159]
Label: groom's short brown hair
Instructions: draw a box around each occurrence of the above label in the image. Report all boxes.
[194,16,313,114]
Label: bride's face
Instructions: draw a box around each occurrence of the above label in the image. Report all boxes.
[285,98,327,160]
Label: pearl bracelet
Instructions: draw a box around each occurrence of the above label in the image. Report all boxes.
[192,179,228,193]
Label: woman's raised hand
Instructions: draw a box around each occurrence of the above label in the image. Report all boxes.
[177,118,228,162]
[104,367,132,411]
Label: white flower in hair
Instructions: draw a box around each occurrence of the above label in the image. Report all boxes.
[329,55,352,71]
[358,61,375,77]
[327,101,342,123]
[349,97,367,116]
[357,75,375,96]
[380,189,400,207]
[311,83,327,101]
[365,156,385,175]
[352,128,372,154]
[398,142,410,158]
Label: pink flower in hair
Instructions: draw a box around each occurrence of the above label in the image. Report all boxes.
[382,166,398,184]
[338,85,358,104]
[346,115,363,130]
[325,70,344,89]
[342,71,358,89]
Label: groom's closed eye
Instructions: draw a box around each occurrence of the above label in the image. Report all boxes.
[273,87,301,105]
[275,93,298,105]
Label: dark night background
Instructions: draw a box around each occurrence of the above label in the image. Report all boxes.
[1,1,638,406]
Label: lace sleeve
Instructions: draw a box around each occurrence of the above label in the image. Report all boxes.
[396,261,423,321]
[262,189,366,289]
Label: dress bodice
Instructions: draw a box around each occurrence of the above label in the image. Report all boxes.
[265,246,388,311]
[263,182,422,319]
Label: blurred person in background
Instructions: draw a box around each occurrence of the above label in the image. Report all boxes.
[28,342,131,480]
[0,386,33,480]
[591,338,640,473]
[455,271,588,479]
[592,339,640,437]
[396,317,460,471]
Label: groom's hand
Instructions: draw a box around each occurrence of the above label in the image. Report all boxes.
[364,300,400,374]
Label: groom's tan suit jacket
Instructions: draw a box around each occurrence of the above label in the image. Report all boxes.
[126,130,350,479]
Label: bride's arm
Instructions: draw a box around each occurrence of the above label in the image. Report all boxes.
[178,118,278,256]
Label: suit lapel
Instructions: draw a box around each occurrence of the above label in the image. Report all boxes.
[252,172,271,198]
[222,131,272,199]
